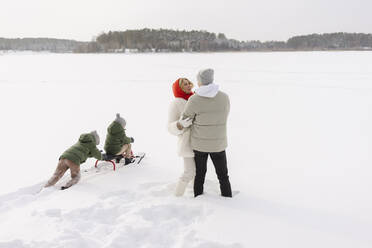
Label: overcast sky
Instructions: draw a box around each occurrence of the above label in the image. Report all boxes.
[1,0,371,41]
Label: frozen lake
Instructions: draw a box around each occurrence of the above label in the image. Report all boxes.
[0,51,372,247]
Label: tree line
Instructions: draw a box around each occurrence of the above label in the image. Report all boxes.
[73,30,372,53]
[0,38,86,53]
[1,30,372,53]
[287,33,372,50]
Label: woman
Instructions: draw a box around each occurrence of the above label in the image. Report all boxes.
[168,78,195,196]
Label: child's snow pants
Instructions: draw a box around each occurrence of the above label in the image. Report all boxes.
[45,159,81,188]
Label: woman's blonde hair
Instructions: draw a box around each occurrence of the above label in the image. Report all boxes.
[179,78,194,92]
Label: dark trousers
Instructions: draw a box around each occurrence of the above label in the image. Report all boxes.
[193,150,232,197]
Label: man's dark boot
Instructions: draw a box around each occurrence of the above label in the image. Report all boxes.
[220,179,232,197]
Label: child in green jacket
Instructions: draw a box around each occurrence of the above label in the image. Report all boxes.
[45,131,102,190]
[104,114,134,162]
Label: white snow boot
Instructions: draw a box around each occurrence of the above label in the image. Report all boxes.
[175,180,188,196]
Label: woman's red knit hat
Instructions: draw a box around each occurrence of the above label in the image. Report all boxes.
[172,78,194,100]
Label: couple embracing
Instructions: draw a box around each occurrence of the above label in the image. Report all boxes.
[168,69,232,198]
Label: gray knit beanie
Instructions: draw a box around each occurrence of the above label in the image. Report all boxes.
[115,113,126,128]
[90,130,100,145]
[197,68,214,85]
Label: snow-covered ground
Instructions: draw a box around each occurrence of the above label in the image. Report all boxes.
[0,51,372,247]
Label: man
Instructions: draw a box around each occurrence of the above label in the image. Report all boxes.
[179,68,232,197]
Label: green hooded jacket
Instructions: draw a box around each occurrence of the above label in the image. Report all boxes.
[60,133,102,165]
[104,121,132,155]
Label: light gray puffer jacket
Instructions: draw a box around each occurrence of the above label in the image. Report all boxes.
[182,83,230,152]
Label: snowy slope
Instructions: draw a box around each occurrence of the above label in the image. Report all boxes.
[0,52,372,247]
[0,161,242,248]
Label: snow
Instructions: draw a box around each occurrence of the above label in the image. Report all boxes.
[1,51,372,247]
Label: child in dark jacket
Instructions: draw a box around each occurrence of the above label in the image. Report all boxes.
[45,131,102,190]
[104,114,134,161]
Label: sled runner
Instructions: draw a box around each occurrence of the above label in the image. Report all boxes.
[94,152,146,171]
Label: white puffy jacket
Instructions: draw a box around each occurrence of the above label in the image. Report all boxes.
[167,98,194,158]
